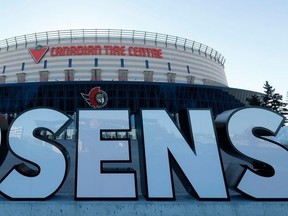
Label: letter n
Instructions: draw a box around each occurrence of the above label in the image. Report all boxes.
[137,109,229,200]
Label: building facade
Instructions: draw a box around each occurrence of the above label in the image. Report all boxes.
[0,29,227,86]
[0,29,258,138]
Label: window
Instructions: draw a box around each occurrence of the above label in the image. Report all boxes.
[44,60,48,69]
[21,63,25,71]
[168,62,171,71]
[94,58,99,67]
[120,59,125,68]
[68,59,72,68]
[187,65,190,74]
[2,66,6,74]
[145,60,149,69]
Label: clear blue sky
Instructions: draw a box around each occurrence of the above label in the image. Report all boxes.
[1,0,287,99]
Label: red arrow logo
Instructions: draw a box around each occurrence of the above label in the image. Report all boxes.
[29,45,49,63]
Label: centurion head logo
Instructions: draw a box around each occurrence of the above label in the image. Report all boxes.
[81,87,108,108]
[28,45,49,63]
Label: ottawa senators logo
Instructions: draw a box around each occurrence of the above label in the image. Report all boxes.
[81,87,108,108]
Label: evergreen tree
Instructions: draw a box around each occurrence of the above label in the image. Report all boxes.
[246,94,262,106]
[271,93,284,112]
[247,81,287,124]
[262,81,275,109]
[280,107,288,125]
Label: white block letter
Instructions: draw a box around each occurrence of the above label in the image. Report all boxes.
[76,110,137,199]
[216,107,287,199]
[0,108,71,200]
[140,109,228,200]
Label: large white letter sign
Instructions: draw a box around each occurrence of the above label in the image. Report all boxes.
[0,108,71,200]
[76,110,137,199]
[139,109,228,200]
[215,107,287,200]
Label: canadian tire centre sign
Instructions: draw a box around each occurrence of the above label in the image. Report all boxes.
[29,45,163,63]
[0,107,287,201]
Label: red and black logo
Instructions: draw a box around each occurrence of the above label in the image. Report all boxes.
[29,45,49,63]
[81,87,108,108]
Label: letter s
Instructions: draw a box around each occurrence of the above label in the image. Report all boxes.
[216,107,287,199]
[0,108,72,200]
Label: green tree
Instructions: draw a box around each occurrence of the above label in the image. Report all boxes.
[262,81,275,109]
[246,94,262,106]
[271,93,284,112]
[247,81,287,124]
[279,107,288,125]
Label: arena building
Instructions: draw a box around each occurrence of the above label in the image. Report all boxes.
[1,30,288,216]
[0,29,257,138]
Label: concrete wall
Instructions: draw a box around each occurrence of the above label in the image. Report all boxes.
[0,196,288,216]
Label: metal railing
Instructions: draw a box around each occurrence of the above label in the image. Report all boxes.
[0,29,226,66]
